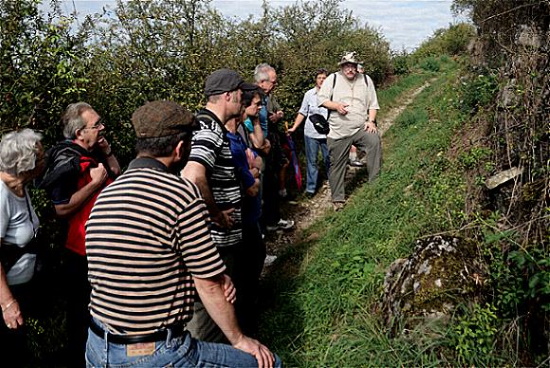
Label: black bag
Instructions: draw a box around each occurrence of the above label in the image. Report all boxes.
[0,240,38,273]
[309,114,329,135]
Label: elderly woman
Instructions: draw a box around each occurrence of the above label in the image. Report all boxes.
[0,129,45,364]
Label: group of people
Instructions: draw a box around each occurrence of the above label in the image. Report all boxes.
[288,52,381,210]
[0,51,381,367]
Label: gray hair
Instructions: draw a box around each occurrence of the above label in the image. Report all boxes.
[0,129,43,176]
[254,63,274,83]
[62,102,93,139]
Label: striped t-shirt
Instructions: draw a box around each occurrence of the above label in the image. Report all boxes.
[187,108,242,247]
[86,157,226,335]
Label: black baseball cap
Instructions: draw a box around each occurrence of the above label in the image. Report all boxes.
[204,69,257,97]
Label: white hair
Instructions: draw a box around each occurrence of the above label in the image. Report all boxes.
[0,129,43,176]
[254,63,274,83]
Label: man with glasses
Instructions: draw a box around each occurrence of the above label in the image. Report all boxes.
[40,102,120,367]
[252,63,294,232]
[318,52,382,211]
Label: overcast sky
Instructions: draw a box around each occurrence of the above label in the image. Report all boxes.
[55,0,468,51]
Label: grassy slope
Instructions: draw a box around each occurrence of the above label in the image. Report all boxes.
[260,57,469,367]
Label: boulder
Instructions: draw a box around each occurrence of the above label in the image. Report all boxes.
[379,235,488,333]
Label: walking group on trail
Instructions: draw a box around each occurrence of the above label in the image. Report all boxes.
[0,51,381,367]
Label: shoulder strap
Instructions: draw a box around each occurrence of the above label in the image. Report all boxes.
[330,73,337,101]
[363,74,368,87]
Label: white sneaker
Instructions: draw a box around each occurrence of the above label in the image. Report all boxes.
[264,255,277,266]
[266,218,295,231]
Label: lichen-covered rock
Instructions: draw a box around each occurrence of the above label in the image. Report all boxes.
[379,235,488,332]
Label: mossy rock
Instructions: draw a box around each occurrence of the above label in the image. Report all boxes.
[379,235,488,332]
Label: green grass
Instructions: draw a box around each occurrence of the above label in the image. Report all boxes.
[376,72,433,114]
[259,57,490,366]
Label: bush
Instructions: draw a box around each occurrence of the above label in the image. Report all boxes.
[459,71,498,113]
[419,57,441,72]
[391,50,410,75]
[412,23,475,62]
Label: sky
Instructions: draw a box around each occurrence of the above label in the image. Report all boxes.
[54,0,469,51]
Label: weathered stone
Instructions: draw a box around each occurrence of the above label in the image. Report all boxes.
[379,235,488,333]
[485,167,524,189]
[499,79,519,108]
[517,24,542,49]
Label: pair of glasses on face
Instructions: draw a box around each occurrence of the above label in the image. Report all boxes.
[85,119,104,130]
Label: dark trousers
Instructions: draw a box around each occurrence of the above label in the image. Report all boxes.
[0,280,37,367]
[262,162,281,226]
[234,222,266,336]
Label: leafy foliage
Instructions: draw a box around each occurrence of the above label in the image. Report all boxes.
[459,70,498,114]
[412,23,475,62]
[451,0,550,363]
[0,0,88,141]
[451,303,500,366]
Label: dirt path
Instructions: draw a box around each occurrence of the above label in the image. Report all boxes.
[264,79,434,254]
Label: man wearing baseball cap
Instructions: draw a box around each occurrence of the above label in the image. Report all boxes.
[85,100,279,367]
[182,69,259,342]
[318,51,382,211]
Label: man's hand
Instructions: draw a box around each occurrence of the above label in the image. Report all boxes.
[364,120,377,133]
[96,137,111,154]
[336,103,349,115]
[269,111,283,122]
[259,139,271,155]
[213,208,235,229]
[90,163,108,185]
[233,335,275,368]
[222,274,236,304]
[287,126,296,134]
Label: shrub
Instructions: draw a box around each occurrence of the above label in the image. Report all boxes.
[419,57,440,72]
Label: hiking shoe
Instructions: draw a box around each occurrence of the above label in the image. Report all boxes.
[266,218,295,231]
[305,191,315,199]
[349,159,364,167]
[278,188,288,198]
[332,202,345,211]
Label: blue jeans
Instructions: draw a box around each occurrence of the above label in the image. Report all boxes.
[86,320,283,368]
[304,136,329,194]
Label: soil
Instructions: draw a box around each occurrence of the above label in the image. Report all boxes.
[263,80,434,259]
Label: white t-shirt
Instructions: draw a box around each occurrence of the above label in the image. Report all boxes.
[298,87,328,139]
[0,180,39,285]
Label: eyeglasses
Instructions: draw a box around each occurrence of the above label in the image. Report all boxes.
[342,64,357,70]
[84,119,104,130]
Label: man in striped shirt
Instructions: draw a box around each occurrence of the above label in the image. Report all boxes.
[182,69,258,342]
[85,101,279,368]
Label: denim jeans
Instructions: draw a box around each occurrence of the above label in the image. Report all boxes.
[304,136,329,194]
[86,320,283,368]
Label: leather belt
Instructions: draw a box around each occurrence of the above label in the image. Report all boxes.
[89,318,186,345]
